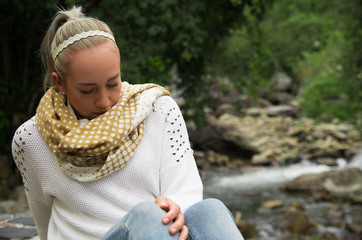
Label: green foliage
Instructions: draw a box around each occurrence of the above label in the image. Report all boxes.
[298,71,348,121]
[209,4,274,103]
[295,0,362,127]
[211,0,362,129]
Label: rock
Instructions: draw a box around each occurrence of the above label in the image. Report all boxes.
[346,208,362,234]
[278,206,309,234]
[234,211,258,240]
[349,184,362,203]
[284,168,362,202]
[319,124,348,140]
[0,227,38,239]
[251,149,275,165]
[320,231,340,240]
[315,157,338,166]
[246,108,262,117]
[327,204,344,227]
[257,98,272,107]
[344,234,362,240]
[210,77,247,114]
[189,114,259,159]
[236,220,258,240]
[189,99,362,167]
[288,201,305,211]
[216,103,236,116]
[265,92,295,105]
[323,178,362,203]
[266,105,298,118]
[327,204,344,219]
[0,213,38,239]
[345,146,362,160]
[346,223,362,235]
[262,200,284,209]
[206,151,230,166]
[271,72,293,92]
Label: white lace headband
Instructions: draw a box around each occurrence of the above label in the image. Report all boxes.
[52,30,115,61]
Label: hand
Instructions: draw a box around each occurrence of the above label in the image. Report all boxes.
[155,196,188,240]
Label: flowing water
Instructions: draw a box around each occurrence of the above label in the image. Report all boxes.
[201,156,362,239]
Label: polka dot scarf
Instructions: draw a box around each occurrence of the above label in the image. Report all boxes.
[35,82,170,182]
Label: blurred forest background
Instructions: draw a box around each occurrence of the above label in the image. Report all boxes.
[0,0,361,196]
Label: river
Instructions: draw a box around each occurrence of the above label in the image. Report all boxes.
[201,155,362,239]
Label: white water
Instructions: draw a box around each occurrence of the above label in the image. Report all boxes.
[203,159,351,192]
[347,151,362,170]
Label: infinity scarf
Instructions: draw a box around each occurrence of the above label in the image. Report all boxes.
[35,82,170,182]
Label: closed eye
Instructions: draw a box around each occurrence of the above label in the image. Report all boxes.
[80,88,95,94]
[107,82,119,88]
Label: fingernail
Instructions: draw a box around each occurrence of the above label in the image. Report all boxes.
[164,218,169,223]
[171,227,177,234]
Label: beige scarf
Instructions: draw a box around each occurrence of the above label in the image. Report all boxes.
[35,82,170,182]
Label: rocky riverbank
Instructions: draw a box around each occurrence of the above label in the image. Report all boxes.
[189,75,362,240]
[189,105,361,169]
[187,74,362,169]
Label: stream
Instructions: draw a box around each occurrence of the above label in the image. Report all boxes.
[201,155,362,239]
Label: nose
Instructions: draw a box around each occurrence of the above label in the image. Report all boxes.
[96,89,111,110]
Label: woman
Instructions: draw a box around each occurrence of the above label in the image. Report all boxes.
[12,6,244,240]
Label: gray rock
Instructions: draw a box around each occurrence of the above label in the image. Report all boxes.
[266,105,298,118]
[271,72,293,91]
[0,227,38,239]
[284,168,362,203]
[10,217,35,226]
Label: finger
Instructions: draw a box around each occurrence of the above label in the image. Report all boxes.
[169,211,185,235]
[155,197,169,211]
[163,199,180,225]
[178,225,188,240]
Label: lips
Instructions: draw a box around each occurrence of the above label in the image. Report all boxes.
[94,110,108,116]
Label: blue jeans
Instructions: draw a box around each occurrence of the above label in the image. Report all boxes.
[102,198,244,240]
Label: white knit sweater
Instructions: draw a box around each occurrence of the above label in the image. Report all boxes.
[12,96,203,240]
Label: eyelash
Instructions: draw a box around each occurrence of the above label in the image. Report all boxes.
[80,83,119,94]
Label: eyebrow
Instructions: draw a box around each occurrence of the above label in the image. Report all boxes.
[78,73,120,86]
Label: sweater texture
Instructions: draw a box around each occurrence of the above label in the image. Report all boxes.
[12,96,203,240]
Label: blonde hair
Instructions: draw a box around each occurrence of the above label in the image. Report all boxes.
[40,6,117,90]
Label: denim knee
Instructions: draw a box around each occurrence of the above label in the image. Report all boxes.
[129,201,165,220]
[186,198,231,215]
[184,199,243,240]
[198,198,226,209]
[102,201,178,240]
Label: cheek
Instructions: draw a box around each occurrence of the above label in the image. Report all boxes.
[73,97,88,110]
[111,88,122,102]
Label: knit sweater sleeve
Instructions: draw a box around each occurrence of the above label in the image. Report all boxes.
[157,96,203,211]
[12,118,52,240]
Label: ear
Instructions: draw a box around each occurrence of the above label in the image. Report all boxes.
[52,72,64,92]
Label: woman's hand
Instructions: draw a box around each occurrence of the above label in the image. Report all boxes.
[155,196,188,240]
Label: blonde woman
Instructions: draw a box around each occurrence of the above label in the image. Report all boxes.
[12,6,244,240]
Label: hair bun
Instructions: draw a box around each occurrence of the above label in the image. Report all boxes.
[68,6,84,18]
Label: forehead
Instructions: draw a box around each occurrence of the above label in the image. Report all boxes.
[65,40,120,80]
